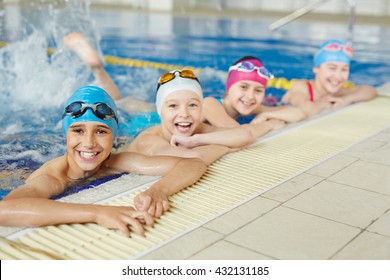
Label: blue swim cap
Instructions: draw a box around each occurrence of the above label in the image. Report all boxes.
[62,86,119,136]
[313,39,353,67]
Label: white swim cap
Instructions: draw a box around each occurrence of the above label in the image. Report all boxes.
[155,70,203,115]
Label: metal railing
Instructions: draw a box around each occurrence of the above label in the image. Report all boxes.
[269,0,356,46]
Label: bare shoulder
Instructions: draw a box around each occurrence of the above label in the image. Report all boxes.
[27,155,68,183]
[283,79,310,104]
[128,125,169,155]
[202,97,238,127]
[290,79,309,92]
[203,96,221,107]
[202,96,225,114]
[6,155,70,199]
[128,126,162,152]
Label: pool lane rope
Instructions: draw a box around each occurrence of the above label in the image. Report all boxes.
[0,41,355,89]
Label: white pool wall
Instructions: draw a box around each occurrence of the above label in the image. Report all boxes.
[89,0,390,17]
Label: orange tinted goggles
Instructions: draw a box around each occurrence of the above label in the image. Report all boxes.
[157,69,199,91]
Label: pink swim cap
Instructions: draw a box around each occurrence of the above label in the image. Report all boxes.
[226,58,271,92]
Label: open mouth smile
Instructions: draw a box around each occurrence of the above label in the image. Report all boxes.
[78,151,100,160]
[175,122,193,133]
[240,99,255,107]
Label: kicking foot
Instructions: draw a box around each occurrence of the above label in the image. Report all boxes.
[63,32,102,68]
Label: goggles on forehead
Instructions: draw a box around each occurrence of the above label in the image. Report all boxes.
[157,69,199,91]
[62,102,118,123]
[323,42,353,57]
[229,61,274,80]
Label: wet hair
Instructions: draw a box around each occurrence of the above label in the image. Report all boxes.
[232,56,263,66]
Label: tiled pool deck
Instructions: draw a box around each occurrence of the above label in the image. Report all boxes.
[141,125,390,260]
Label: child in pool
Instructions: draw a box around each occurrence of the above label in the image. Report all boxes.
[127,69,285,163]
[202,56,306,128]
[281,39,378,117]
[0,86,207,236]
[63,32,155,113]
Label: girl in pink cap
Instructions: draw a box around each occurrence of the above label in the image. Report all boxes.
[202,56,306,129]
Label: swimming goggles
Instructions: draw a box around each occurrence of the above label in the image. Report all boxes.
[157,69,199,90]
[62,102,118,123]
[229,61,274,80]
[323,42,353,57]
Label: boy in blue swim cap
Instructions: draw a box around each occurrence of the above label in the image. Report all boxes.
[282,39,377,117]
[0,86,207,236]
[62,85,119,136]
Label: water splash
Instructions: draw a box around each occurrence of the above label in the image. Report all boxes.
[0,0,102,191]
[0,0,101,132]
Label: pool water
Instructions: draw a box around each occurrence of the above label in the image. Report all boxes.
[1,2,390,198]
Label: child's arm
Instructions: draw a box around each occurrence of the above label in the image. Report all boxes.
[252,106,307,124]
[171,119,284,147]
[330,85,378,108]
[170,125,253,149]
[0,172,153,236]
[141,141,232,165]
[298,98,333,117]
[128,130,235,165]
[202,97,240,128]
[242,119,286,139]
[113,153,207,217]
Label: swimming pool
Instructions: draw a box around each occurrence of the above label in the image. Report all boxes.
[1,2,390,198]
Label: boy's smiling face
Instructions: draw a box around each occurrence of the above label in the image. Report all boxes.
[66,121,113,177]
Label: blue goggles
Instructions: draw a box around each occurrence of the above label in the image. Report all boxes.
[62,101,118,124]
[229,61,274,79]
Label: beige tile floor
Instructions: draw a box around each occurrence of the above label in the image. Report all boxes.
[140,127,390,260]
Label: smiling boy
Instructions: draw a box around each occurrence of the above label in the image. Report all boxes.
[0,86,207,236]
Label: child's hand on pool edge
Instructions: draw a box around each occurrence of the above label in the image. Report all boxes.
[134,187,170,218]
[92,205,154,237]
